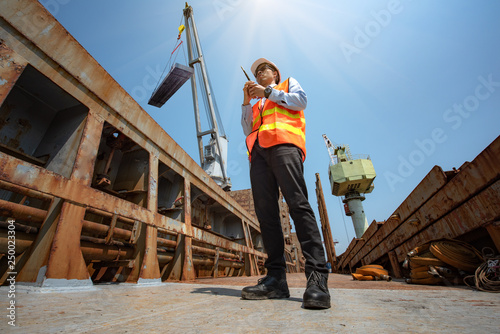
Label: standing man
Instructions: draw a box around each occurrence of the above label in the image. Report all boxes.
[240,58,331,309]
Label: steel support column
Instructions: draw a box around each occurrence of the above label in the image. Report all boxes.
[44,201,89,282]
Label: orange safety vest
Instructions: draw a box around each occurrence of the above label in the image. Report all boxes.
[245,78,306,161]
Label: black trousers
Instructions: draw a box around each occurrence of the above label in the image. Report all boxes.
[250,142,328,278]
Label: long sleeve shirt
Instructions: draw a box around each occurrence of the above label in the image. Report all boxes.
[241,77,307,136]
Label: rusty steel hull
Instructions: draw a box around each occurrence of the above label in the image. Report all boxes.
[337,136,500,277]
[0,0,268,286]
[315,173,337,271]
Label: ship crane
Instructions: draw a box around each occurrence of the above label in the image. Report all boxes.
[149,3,231,190]
[322,134,376,238]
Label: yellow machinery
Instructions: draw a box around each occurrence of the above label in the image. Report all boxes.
[323,134,376,238]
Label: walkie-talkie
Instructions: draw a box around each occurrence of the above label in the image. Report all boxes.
[241,66,251,81]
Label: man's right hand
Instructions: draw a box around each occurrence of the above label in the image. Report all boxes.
[243,81,254,105]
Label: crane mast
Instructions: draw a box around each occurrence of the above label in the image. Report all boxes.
[183,4,231,190]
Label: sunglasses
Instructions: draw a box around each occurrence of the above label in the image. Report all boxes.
[255,64,275,76]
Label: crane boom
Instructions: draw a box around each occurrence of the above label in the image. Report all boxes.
[322,134,337,166]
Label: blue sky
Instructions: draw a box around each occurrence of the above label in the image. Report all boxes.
[42,0,500,254]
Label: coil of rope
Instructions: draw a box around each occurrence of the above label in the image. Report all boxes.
[429,239,483,272]
[404,239,484,286]
[464,248,500,293]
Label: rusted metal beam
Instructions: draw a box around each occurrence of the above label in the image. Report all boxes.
[337,238,357,270]
[104,214,118,244]
[0,205,258,263]
[393,180,500,262]
[147,152,159,212]
[157,236,177,248]
[81,242,136,261]
[85,207,137,225]
[80,235,131,248]
[45,202,89,280]
[344,166,447,269]
[485,221,500,253]
[138,225,161,280]
[213,248,220,278]
[0,0,261,234]
[391,166,448,224]
[315,173,337,269]
[0,229,35,253]
[348,138,500,268]
[190,223,266,258]
[81,220,131,240]
[0,179,53,202]
[0,153,265,257]
[0,198,47,223]
[338,219,384,270]
[181,180,195,280]
[388,251,403,279]
[9,213,239,262]
[70,113,103,185]
[0,153,153,223]
[0,229,136,262]
[361,158,500,267]
[293,247,300,272]
[242,220,257,276]
[0,0,267,284]
[0,220,38,234]
[0,41,27,105]
[157,253,244,270]
[192,257,244,269]
[191,245,238,259]
[15,199,64,283]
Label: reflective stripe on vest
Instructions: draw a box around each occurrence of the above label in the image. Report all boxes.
[245,78,306,161]
[258,122,305,140]
[252,106,304,128]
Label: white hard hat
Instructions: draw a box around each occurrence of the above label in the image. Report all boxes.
[251,58,281,84]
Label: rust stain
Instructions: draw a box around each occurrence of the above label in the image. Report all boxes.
[339,135,500,275]
[4,0,495,288]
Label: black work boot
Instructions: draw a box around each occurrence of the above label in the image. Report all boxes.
[241,274,290,300]
[302,271,331,309]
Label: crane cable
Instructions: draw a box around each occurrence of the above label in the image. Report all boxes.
[338,197,350,242]
[151,15,188,98]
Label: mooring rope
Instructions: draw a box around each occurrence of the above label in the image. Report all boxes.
[464,248,500,293]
